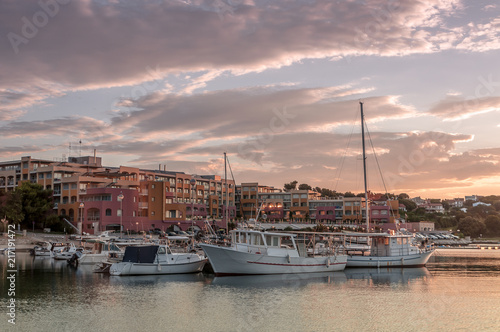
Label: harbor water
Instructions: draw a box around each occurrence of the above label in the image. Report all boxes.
[1,249,500,331]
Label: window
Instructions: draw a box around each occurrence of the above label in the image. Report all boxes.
[39,173,44,179]
[63,183,69,190]
[151,211,155,216]
[151,197,155,202]
[152,184,155,189]
[105,209,112,216]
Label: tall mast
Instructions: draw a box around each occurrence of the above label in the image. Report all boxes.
[224,152,229,233]
[360,102,370,232]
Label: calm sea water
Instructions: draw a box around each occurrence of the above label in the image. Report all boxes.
[1,249,500,331]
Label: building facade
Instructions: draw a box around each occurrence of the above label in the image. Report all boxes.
[0,156,235,234]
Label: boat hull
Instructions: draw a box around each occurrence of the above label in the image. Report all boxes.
[346,250,434,268]
[200,244,347,276]
[109,259,207,276]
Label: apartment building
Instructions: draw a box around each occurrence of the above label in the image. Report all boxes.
[0,156,235,234]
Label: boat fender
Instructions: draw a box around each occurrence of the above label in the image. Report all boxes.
[286,254,291,264]
[157,263,162,272]
[326,258,330,268]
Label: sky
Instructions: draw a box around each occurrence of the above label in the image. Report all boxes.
[1,0,500,199]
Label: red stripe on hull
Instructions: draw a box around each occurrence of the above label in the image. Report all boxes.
[247,261,345,267]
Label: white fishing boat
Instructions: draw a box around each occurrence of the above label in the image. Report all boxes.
[344,102,434,267]
[71,241,122,265]
[345,232,434,268]
[199,229,347,276]
[109,245,207,276]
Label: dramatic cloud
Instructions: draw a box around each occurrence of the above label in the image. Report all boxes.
[2,0,497,96]
[1,1,500,198]
[427,96,500,120]
[110,86,413,140]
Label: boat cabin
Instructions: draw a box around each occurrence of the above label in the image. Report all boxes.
[369,234,419,257]
[230,230,299,257]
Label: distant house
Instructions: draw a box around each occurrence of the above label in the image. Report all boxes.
[465,195,478,202]
[411,196,426,205]
[418,203,445,214]
[444,198,464,208]
[472,202,491,207]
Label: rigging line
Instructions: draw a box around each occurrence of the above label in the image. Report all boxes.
[365,121,398,221]
[226,155,237,191]
[333,110,359,192]
[365,123,389,194]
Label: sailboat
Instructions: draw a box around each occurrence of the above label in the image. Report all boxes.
[345,102,434,268]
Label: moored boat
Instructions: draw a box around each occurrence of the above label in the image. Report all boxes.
[342,102,434,268]
[200,229,347,276]
[30,241,66,257]
[109,245,207,276]
[53,243,81,260]
[345,232,434,268]
[70,241,122,265]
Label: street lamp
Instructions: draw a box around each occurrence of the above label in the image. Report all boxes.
[118,192,124,239]
[190,178,196,233]
[79,202,84,234]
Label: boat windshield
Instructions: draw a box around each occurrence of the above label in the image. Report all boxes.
[264,235,280,248]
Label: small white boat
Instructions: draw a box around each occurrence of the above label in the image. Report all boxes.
[73,241,122,265]
[345,233,434,268]
[53,243,81,260]
[30,242,65,257]
[109,245,207,276]
[200,229,347,276]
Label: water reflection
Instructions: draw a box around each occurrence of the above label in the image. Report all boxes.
[1,250,500,331]
[211,271,347,288]
[344,267,431,284]
[109,273,206,286]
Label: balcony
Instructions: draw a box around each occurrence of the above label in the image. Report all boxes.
[139,202,149,209]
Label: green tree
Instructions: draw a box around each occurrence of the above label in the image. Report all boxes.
[400,199,417,211]
[298,183,312,190]
[457,216,486,238]
[284,180,298,192]
[344,192,355,197]
[484,215,500,237]
[0,190,24,225]
[468,204,495,219]
[398,193,409,200]
[319,188,337,198]
[16,182,53,229]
